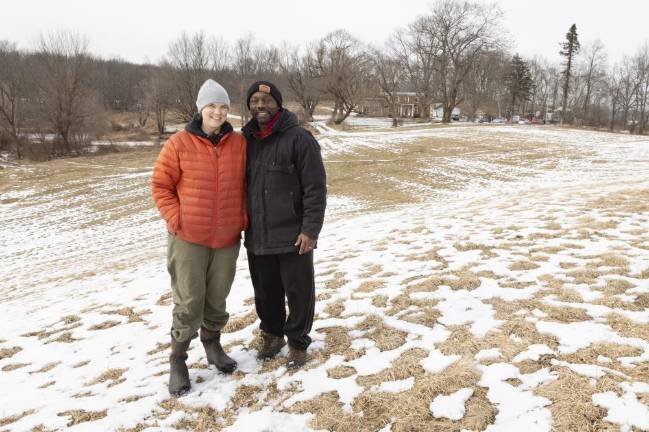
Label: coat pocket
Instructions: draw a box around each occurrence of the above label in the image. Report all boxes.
[264,189,300,244]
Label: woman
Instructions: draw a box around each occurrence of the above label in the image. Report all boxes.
[152,79,247,396]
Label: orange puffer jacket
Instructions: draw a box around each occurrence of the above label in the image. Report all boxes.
[152,123,247,249]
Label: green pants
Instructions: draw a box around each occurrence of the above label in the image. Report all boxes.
[167,235,240,342]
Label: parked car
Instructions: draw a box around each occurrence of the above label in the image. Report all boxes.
[491,117,506,124]
[518,119,530,125]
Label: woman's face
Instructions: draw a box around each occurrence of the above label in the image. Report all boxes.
[201,103,229,132]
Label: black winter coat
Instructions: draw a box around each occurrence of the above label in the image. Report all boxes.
[242,110,327,255]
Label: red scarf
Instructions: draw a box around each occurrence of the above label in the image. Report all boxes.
[257,111,282,139]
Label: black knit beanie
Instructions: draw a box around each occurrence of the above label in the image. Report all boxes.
[246,80,283,109]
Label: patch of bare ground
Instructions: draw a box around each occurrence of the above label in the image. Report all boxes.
[318,326,352,355]
[324,272,349,290]
[607,314,649,341]
[86,368,127,386]
[327,365,357,379]
[2,362,29,371]
[403,247,449,266]
[147,342,170,356]
[559,342,643,368]
[535,369,617,432]
[0,346,22,360]
[354,279,385,293]
[385,290,438,317]
[500,315,560,350]
[538,305,592,323]
[223,310,258,333]
[406,276,442,293]
[323,298,346,317]
[156,291,172,306]
[357,315,407,351]
[29,361,61,374]
[371,295,388,308]
[509,260,540,271]
[57,409,108,427]
[38,380,55,388]
[72,391,94,398]
[316,291,332,301]
[117,423,154,432]
[358,356,492,432]
[444,268,482,290]
[529,254,550,262]
[359,264,383,278]
[601,278,636,295]
[0,409,35,428]
[61,315,81,324]
[89,320,121,330]
[72,360,90,368]
[23,321,82,341]
[454,242,498,258]
[102,307,150,323]
[46,331,80,344]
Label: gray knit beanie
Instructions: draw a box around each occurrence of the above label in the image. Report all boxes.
[196,79,230,112]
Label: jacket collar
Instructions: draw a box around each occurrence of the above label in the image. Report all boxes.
[242,109,299,139]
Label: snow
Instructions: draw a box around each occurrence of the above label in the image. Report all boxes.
[2,125,649,430]
[430,388,474,420]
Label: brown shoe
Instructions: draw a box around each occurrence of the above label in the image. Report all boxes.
[200,327,237,374]
[286,346,307,369]
[169,337,191,397]
[257,331,286,360]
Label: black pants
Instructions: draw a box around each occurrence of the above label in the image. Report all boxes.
[247,251,315,350]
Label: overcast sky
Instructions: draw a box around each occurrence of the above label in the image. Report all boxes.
[1,0,646,65]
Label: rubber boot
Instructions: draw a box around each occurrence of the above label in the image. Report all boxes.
[200,327,237,373]
[168,337,191,397]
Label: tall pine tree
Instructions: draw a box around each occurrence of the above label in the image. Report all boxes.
[504,54,533,119]
[559,24,580,124]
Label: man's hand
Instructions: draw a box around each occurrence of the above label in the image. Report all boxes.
[295,233,317,255]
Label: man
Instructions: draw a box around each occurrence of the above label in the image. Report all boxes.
[242,80,326,369]
[152,79,247,396]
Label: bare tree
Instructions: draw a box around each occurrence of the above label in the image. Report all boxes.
[390,18,438,119]
[632,43,649,134]
[279,43,321,123]
[37,31,102,155]
[0,41,27,158]
[579,40,607,124]
[313,30,371,125]
[232,35,261,124]
[165,32,214,122]
[426,0,504,123]
[371,47,406,126]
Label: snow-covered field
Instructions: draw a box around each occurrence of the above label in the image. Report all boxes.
[1,123,649,431]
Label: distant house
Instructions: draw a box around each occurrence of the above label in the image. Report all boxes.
[359,92,462,120]
[359,92,426,118]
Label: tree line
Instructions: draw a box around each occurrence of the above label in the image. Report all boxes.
[2,0,649,160]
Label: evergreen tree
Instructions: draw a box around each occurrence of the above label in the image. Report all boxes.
[504,54,533,119]
[559,24,580,124]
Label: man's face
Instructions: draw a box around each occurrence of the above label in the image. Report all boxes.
[249,91,279,126]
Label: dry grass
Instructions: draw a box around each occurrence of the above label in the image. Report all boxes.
[30,361,61,374]
[327,365,357,379]
[536,369,611,432]
[2,362,29,371]
[371,295,388,308]
[354,279,385,293]
[223,310,258,333]
[147,342,170,356]
[318,326,352,355]
[539,305,592,323]
[156,292,172,306]
[89,320,121,330]
[0,346,22,360]
[72,360,90,368]
[57,409,108,427]
[357,315,407,351]
[606,313,649,341]
[86,368,127,386]
[0,409,35,427]
[509,260,540,271]
[323,299,346,317]
[324,272,349,290]
[102,307,150,323]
